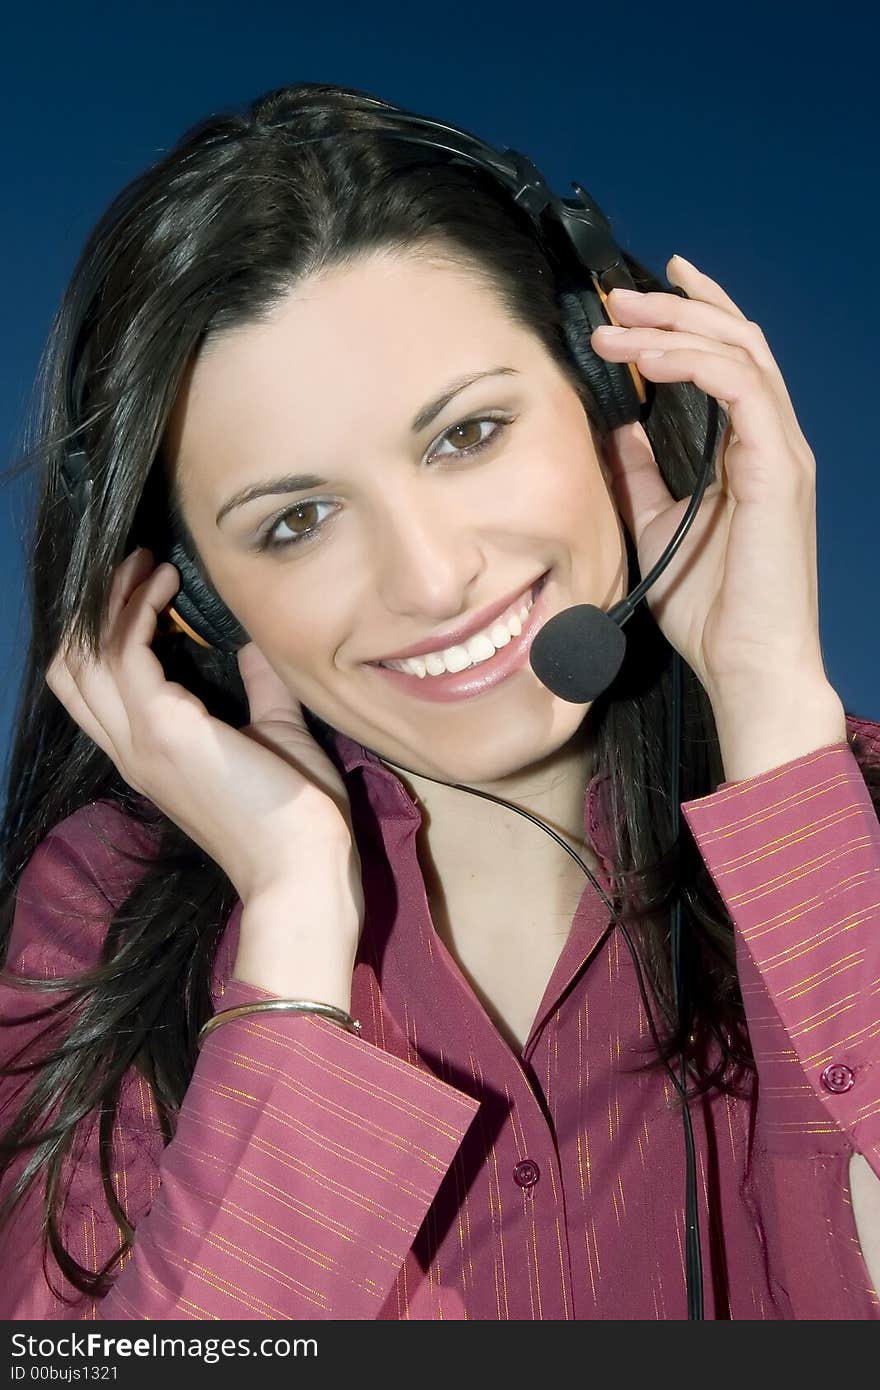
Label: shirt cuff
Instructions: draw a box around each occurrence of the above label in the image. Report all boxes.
[102,975,480,1319]
[680,740,880,1179]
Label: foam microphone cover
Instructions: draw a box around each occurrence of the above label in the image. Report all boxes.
[529,604,627,703]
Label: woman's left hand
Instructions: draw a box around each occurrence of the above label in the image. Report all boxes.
[591,255,832,713]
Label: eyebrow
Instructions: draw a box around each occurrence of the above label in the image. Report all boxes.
[214,366,520,527]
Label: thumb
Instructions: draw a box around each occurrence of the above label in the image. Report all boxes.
[602,420,675,546]
[236,641,305,726]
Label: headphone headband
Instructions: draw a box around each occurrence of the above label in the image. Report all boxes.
[60,103,651,649]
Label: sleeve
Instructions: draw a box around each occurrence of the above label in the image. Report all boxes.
[679,728,880,1180]
[679,719,880,1318]
[0,813,481,1321]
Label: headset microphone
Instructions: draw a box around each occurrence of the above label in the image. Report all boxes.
[529,394,720,705]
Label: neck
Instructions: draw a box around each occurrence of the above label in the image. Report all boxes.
[378,714,602,889]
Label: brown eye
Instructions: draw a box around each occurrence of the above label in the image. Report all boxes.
[446,420,484,450]
[256,499,336,553]
[272,501,321,540]
[429,414,512,463]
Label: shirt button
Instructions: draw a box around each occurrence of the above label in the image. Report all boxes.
[820,1063,855,1093]
[513,1159,540,1188]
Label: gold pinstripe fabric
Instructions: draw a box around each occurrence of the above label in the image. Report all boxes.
[0,719,878,1318]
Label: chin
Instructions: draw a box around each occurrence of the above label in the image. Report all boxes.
[383,708,592,788]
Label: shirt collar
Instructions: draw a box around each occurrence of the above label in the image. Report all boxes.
[323,724,616,869]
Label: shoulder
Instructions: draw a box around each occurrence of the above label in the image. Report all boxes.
[6,799,161,981]
[846,709,880,752]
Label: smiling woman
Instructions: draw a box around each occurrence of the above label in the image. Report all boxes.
[1,78,879,1324]
[162,245,621,770]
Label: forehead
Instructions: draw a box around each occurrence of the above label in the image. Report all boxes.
[194,248,513,395]
[166,249,537,488]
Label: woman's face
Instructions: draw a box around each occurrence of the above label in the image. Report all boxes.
[167,247,628,784]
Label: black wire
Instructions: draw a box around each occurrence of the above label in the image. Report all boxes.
[440,789,705,1316]
[668,649,704,1319]
[429,659,705,1318]
[379,647,705,1318]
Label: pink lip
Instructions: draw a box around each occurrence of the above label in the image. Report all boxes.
[368,571,551,703]
[371,573,546,663]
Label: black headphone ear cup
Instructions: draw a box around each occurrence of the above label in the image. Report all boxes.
[558,287,645,432]
[163,507,250,653]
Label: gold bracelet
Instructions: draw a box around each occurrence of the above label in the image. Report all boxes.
[197,999,362,1051]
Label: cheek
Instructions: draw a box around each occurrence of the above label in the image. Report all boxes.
[534,443,627,587]
[252,591,332,654]
[512,440,612,538]
[210,571,331,673]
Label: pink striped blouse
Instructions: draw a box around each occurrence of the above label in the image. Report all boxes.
[1,713,878,1320]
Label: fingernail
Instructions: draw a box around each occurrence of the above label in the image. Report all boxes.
[610,288,641,300]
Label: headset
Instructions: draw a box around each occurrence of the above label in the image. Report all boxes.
[59,96,723,1319]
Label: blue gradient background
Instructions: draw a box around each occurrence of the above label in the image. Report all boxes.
[2,0,877,806]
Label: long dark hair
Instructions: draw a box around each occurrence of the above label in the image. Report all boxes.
[1,80,877,1301]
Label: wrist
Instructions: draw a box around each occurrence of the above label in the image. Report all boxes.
[710,680,847,783]
[230,956,356,1013]
[234,883,359,1011]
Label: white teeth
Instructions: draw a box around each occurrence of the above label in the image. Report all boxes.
[488,619,513,648]
[381,590,535,677]
[439,644,474,675]
[467,632,499,664]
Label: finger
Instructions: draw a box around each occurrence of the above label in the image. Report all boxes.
[106,546,159,627]
[592,324,748,364]
[633,348,805,498]
[47,553,182,797]
[236,642,306,724]
[46,655,121,767]
[45,548,159,757]
[59,546,156,671]
[609,287,781,375]
[609,288,751,338]
[665,255,749,321]
[66,563,184,760]
[592,327,744,492]
[607,281,800,427]
[602,421,680,541]
[106,563,189,716]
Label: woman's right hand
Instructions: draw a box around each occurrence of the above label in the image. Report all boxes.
[45,546,365,940]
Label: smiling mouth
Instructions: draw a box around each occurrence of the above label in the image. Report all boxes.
[369,573,547,675]
[363,569,551,702]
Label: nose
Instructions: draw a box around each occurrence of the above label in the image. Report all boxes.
[369,493,485,623]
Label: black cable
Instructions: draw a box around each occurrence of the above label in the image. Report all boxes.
[446,718,704,1317]
[405,650,700,1312]
[668,649,704,1318]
